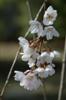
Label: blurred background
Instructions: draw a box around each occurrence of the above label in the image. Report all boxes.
[0,0,66,100]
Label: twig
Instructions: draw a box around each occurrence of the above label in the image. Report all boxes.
[42,85,47,100]
[26,0,32,20]
[58,36,66,100]
[26,0,35,40]
[34,2,44,21]
[35,0,47,21]
[0,1,45,96]
[0,47,21,96]
[44,0,47,11]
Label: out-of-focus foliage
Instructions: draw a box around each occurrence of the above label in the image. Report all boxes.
[0,0,66,41]
[49,0,66,37]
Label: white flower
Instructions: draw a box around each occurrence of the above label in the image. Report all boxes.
[46,65,55,76]
[43,6,57,25]
[43,26,59,40]
[22,54,30,61]
[18,37,29,50]
[18,36,39,67]
[21,46,35,62]
[36,50,60,67]
[18,37,34,61]
[29,20,44,37]
[28,58,36,68]
[28,52,39,68]
[34,67,48,78]
[14,71,43,91]
[36,51,54,67]
[22,49,39,68]
[20,72,43,90]
[14,71,25,81]
[34,65,55,78]
[53,50,60,57]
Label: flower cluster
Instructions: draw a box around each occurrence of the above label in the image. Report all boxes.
[14,6,60,91]
[29,6,59,40]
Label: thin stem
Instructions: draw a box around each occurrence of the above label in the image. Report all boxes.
[25,0,32,38]
[44,0,47,11]
[43,89,47,100]
[0,47,21,96]
[26,0,35,40]
[34,2,44,21]
[42,85,47,100]
[26,0,32,20]
[58,36,66,100]
[39,39,43,52]
[0,1,45,96]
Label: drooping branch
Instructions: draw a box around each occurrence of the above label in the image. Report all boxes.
[0,1,45,97]
[58,36,66,100]
[0,47,21,96]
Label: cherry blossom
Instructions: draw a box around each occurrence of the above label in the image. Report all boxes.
[18,36,39,67]
[14,71,25,81]
[14,70,43,91]
[34,65,55,78]
[29,20,43,33]
[36,51,54,67]
[43,26,59,40]
[43,6,57,25]
[29,20,44,37]
[14,4,60,91]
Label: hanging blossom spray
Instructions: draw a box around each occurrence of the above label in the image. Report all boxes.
[14,5,60,91]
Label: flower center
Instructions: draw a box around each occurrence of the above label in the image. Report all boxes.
[47,14,53,20]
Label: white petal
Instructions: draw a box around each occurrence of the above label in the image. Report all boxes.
[22,54,30,61]
[43,6,57,25]
[43,18,53,26]
[20,73,43,90]
[52,27,60,37]
[34,67,49,78]
[14,71,25,81]
[35,68,46,78]
[50,52,55,59]
[45,65,55,76]
[24,46,34,55]
[41,52,53,63]
[53,50,60,57]
[29,20,43,37]
[43,26,59,40]
[28,58,35,68]
[18,37,29,48]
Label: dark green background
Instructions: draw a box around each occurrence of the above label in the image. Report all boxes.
[0,0,66,41]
